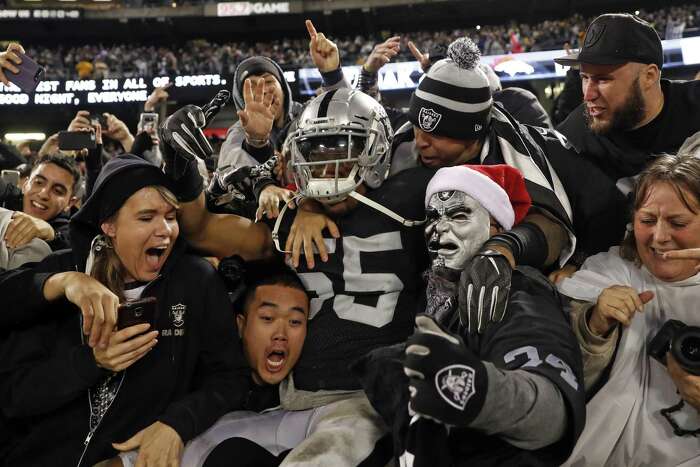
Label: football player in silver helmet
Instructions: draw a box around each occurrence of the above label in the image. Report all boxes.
[288,87,393,205]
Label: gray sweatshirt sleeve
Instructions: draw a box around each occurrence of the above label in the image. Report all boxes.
[217,122,260,171]
[469,362,568,450]
[570,299,619,392]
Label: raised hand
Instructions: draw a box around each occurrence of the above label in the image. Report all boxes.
[588,285,654,336]
[237,78,274,145]
[306,19,340,73]
[407,40,431,73]
[144,82,172,112]
[103,113,134,151]
[160,90,230,172]
[67,110,93,132]
[0,43,24,86]
[201,89,231,125]
[363,36,401,73]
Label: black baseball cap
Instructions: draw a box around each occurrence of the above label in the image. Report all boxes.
[555,13,663,68]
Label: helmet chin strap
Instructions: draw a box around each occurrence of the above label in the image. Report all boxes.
[348,191,426,227]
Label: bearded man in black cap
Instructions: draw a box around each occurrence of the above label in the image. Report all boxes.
[556,13,700,193]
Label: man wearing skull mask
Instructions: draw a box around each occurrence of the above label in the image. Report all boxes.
[355,165,586,466]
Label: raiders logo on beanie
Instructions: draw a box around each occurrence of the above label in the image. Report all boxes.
[408,37,492,141]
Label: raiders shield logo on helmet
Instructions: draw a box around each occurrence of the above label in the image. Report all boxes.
[435,364,476,410]
[419,107,442,133]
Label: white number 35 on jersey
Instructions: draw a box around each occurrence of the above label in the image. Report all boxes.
[297,232,405,328]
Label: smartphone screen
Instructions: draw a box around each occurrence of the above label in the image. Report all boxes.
[138,112,159,133]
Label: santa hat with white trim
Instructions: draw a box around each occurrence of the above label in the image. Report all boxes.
[424,164,531,230]
[408,37,492,140]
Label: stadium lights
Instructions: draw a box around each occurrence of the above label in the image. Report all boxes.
[635,10,640,15]
[4,133,46,142]
[476,25,481,30]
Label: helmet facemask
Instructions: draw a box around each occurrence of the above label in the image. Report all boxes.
[290,112,389,205]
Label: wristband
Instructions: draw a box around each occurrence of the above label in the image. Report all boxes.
[486,222,548,268]
[244,134,270,148]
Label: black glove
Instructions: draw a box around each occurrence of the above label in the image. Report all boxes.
[404,315,488,427]
[208,155,278,205]
[159,90,230,201]
[458,249,512,334]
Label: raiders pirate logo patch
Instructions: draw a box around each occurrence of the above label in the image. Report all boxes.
[583,23,605,49]
[170,303,186,328]
[435,364,476,410]
[418,107,442,132]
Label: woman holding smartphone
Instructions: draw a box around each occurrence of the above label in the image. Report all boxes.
[0,154,251,467]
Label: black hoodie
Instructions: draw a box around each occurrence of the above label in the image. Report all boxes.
[0,155,249,466]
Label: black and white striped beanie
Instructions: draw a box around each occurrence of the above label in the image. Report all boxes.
[408,37,492,141]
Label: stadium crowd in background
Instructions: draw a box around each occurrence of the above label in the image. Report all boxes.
[2,6,700,467]
[14,2,700,81]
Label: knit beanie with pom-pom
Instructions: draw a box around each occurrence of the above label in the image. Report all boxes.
[408,37,493,141]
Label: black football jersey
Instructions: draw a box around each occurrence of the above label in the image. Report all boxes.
[444,267,586,466]
[280,166,436,391]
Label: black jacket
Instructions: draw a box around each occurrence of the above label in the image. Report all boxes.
[494,87,552,129]
[0,239,250,467]
[557,79,700,182]
[1,153,249,466]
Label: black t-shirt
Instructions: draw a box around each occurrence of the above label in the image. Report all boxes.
[557,79,700,182]
[276,166,435,391]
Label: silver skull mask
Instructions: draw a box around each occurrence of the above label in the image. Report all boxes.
[425,190,491,270]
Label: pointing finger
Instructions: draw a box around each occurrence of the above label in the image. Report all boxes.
[407,41,424,62]
[305,19,317,39]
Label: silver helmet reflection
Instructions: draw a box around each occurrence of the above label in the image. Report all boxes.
[288,88,393,204]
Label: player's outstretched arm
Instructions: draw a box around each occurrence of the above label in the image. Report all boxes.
[178,191,274,261]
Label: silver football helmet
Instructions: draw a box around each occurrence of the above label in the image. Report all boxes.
[288,88,393,204]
